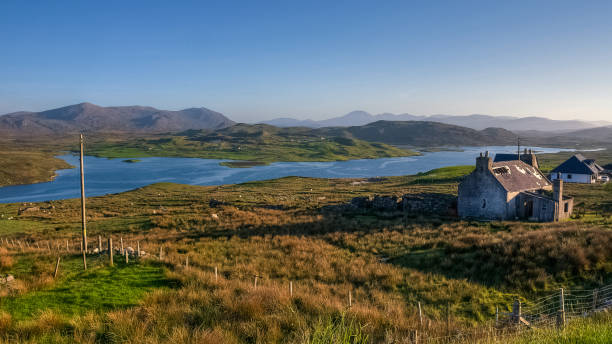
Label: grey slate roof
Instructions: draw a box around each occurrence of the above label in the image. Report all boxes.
[491,160,551,192]
[494,153,537,167]
[550,154,603,175]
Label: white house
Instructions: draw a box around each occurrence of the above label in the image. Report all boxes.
[550,154,604,184]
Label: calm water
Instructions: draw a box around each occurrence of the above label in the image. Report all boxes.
[0,146,579,203]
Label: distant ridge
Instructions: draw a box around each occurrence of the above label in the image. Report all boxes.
[261,111,610,132]
[0,103,235,136]
[315,120,518,147]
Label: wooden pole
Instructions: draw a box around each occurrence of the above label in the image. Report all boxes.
[290,281,293,297]
[348,290,352,307]
[185,255,189,268]
[120,237,124,253]
[254,275,258,288]
[159,246,163,260]
[53,256,61,278]
[125,250,128,264]
[98,235,102,253]
[558,288,565,328]
[65,239,69,252]
[82,251,87,270]
[495,306,499,326]
[79,134,87,253]
[418,302,423,328]
[215,266,218,283]
[109,238,114,266]
[137,241,140,258]
[593,289,598,311]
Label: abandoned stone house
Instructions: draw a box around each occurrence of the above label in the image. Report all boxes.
[458,152,573,221]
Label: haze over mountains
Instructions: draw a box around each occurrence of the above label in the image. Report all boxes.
[1,103,611,147]
[0,103,235,135]
[261,110,611,132]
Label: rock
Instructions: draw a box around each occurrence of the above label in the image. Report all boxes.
[17,206,39,215]
[211,213,219,220]
[126,247,135,254]
[0,275,15,284]
[93,247,100,253]
[209,199,226,208]
[350,196,371,208]
[372,195,399,211]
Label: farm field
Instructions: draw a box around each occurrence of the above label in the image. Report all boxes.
[0,166,610,343]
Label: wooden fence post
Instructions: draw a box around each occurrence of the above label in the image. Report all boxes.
[66,240,69,252]
[185,256,189,268]
[125,250,128,264]
[53,257,61,278]
[290,281,293,297]
[109,238,114,266]
[215,266,218,283]
[98,235,102,254]
[495,306,499,326]
[512,299,521,325]
[418,301,423,328]
[592,289,598,311]
[254,275,258,288]
[120,237,124,253]
[137,241,141,258]
[557,288,565,329]
[82,251,87,270]
[348,290,352,307]
[159,246,163,260]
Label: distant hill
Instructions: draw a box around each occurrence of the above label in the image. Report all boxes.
[0,103,235,136]
[562,126,612,141]
[261,111,609,132]
[314,121,518,147]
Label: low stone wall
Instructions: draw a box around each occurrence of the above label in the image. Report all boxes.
[323,193,457,216]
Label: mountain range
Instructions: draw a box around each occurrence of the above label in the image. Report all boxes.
[0,103,235,136]
[261,110,611,132]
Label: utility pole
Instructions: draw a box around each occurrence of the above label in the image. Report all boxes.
[80,134,87,253]
[517,137,521,161]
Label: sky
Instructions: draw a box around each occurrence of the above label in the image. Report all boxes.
[1,1,611,122]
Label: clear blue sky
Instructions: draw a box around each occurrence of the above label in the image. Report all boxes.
[1,1,611,122]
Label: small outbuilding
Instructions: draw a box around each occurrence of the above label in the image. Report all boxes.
[458,152,573,221]
[549,154,604,184]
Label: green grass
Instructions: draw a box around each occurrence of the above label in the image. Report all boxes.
[83,125,417,164]
[0,255,171,320]
[509,313,612,344]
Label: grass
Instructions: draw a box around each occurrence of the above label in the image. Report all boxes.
[0,253,170,321]
[83,125,416,164]
[0,155,610,342]
[0,149,72,187]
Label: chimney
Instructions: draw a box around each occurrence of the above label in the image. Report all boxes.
[476,152,492,173]
[553,172,563,203]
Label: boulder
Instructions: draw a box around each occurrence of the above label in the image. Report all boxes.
[372,195,399,211]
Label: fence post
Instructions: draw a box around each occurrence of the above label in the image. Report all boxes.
[254,275,258,288]
[137,241,141,258]
[418,302,423,328]
[592,289,598,312]
[125,249,128,264]
[349,290,352,308]
[290,281,293,297]
[82,251,87,270]
[185,255,189,268]
[495,306,499,326]
[53,257,61,278]
[557,288,565,329]
[512,299,521,325]
[98,235,102,254]
[215,266,218,283]
[159,246,163,260]
[109,238,114,266]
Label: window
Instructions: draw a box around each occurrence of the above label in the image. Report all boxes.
[567,174,572,179]
[482,199,486,208]
[564,203,569,212]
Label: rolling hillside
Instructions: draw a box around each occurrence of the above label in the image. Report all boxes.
[316,120,518,147]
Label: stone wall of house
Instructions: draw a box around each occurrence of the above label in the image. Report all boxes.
[458,156,508,220]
